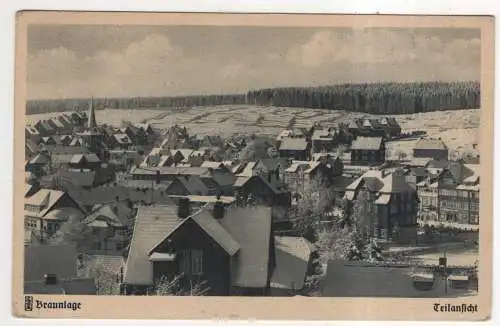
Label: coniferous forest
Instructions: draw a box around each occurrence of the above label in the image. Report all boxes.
[26,81,480,115]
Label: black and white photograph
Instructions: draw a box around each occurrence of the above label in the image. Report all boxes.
[13,12,494,320]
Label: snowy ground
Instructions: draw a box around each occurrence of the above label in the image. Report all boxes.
[26,106,480,156]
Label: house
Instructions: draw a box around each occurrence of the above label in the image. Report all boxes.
[25,126,41,144]
[278,138,311,161]
[34,120,55,137]
[311,128,338,153]
[70,136,85,147]
[123,202,275,296]
[160,125,190,149]
[270,236,316,296]
[24,243,97,293]
[235,159,285,188]
[54,165,116,190]
[437,162,480,225]
[284,161,325,194]
[254,158,286,187]
[135,123,154,136]
[233,175,291,208]
[66,112,86,127]
[169,195,236,207]
[108,150,142,171]
[276,129,299,142]
[344,169,418,244]
[312,153,344,175]
[108,133,133,150]
[405,166,428,187]
[67,184,175,209]
[201,161,229,170]
[121,124,147,145]
[413,138,449,160]
[25,153,51,177]
[42,146,91,171]
[25,139,40,161]
[56,115,74,132]
[59,135,73,146]
[25,182,41,198]
[24,188,87,239]
[350,136,385,166]
[47,117,66,134]
[120,174,209,199]
[82,200,135,253]
[174,175,210,196]
[347,117,401,139]
[68,153,102,171]
[41,136,63,146]
[130,166,236,196]
[408,157,434,168]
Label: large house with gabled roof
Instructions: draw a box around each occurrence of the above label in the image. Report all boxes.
[24,187,87,239]
[350,136,386,166]
[343,168,418,244]
[123,201,277,296]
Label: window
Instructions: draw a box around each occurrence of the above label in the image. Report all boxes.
[191,250,203,275]
[179,250,190,274]
[178,249,203,275]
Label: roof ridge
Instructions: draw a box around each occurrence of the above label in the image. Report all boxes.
[146,203,210,256]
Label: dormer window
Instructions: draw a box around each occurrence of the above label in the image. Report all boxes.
[24,204,43,213]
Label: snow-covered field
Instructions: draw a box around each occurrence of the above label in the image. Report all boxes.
[26,106,480,155]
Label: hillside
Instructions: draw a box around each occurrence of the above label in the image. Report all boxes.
[26,105,480,158]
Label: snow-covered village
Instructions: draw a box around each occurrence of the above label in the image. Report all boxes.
[22,24,481,298]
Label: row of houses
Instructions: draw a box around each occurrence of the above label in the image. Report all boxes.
[24,189,318,296]
[26,99,156,164]
[409,160,480,225]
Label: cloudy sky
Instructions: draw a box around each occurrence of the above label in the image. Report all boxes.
[27,25,480,99]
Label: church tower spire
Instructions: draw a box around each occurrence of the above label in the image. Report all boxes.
[87,97,97,131]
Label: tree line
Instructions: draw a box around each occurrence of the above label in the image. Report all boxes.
[247,81,480,114]
[26,81,479,115]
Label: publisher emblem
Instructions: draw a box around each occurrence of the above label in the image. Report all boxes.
[24,296,33,311]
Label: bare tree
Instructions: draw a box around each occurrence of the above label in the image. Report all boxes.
[315,186,384,264]
[153,274,211,296]
[291,176,335,237]
[86,264,122,295]
[48,215,95,250]
[239,137,271,162]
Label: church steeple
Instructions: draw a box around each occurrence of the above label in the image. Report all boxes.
[87,97,97,131]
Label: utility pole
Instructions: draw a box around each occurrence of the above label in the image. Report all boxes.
[439,250,448,296]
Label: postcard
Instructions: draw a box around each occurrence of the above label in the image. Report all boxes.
[13,11,494,320]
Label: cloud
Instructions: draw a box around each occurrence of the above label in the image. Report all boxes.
[27,29,481,99]
[285,29,480,79]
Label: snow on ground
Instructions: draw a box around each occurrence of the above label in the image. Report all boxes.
[26,106,480,156]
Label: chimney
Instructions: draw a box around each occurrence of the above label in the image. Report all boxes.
[44,273,57,285]
[177,197,191,219]
[155,170,161,184]
[213,194,225,220]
